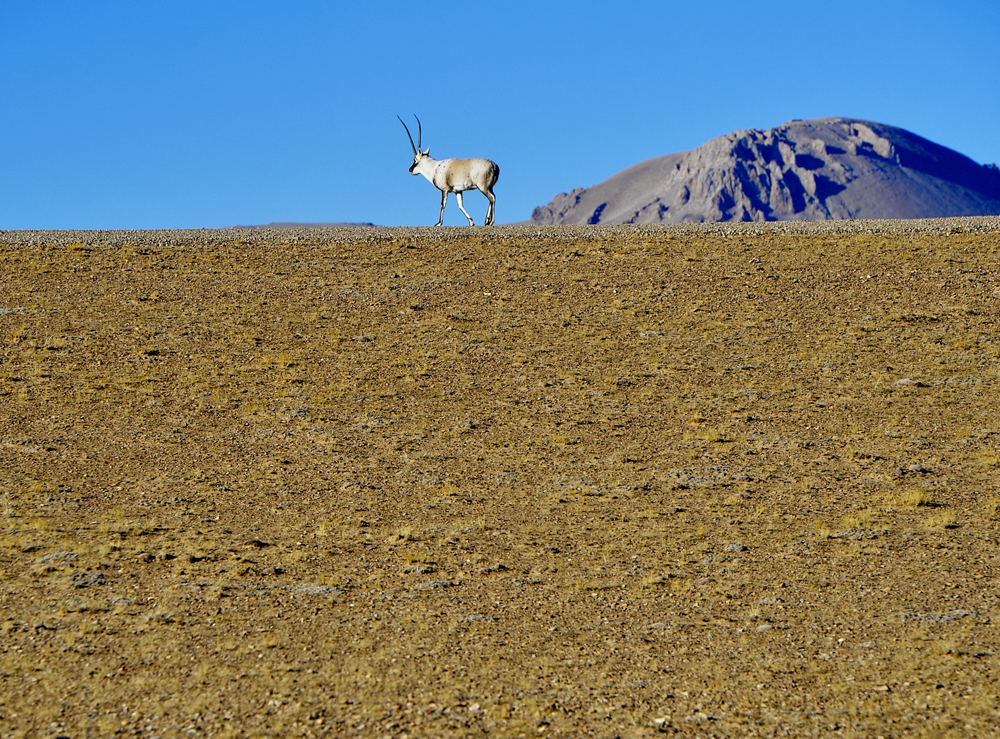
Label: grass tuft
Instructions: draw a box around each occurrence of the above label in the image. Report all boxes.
[896,489,935,507]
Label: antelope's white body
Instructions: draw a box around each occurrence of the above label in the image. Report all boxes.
[399,116,499,226]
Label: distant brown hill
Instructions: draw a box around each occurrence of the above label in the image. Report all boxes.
[532,117,1000,224]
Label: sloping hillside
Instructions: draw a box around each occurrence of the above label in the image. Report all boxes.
[3,221,1000,737]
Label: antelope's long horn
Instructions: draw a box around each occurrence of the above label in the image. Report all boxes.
[414,115,422,152]
[398,116,417,155]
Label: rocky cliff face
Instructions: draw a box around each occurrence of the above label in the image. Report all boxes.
[531,118,1000,224]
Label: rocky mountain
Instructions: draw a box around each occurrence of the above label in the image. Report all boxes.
[531,118,1000,224]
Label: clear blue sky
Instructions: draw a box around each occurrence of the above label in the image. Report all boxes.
[3,1,998,228]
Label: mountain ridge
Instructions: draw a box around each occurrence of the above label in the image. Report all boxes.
[531,118,1000,224]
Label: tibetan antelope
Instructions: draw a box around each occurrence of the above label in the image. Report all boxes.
[398,115,499,226]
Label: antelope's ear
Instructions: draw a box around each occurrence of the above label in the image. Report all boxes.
[424,148,431,156]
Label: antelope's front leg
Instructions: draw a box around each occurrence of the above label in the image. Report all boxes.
[455,191,475,226]
[437,190,448,226]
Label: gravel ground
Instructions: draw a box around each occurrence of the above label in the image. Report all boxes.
[2,218,1000,737]
[3,214,999,248]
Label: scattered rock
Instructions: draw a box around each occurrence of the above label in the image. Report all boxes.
[413,580,460,591]
[404,564,437,575]
[894,609,979,623]
[145,610,176,624]
[38,552,79,564]
[476,562,509,575]
[71,572,108,588]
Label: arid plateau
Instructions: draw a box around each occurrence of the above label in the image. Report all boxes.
[2,220,1000,737]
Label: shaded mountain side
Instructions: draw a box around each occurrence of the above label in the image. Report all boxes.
[532,118,1000,224]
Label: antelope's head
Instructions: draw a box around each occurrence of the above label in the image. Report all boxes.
[398,115,430,174]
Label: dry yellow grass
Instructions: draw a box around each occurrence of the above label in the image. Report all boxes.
[2,219,1000,737]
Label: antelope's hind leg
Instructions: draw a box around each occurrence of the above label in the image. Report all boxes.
[437,190,448,226]
[484,187,496,226]
[455,191,475,226]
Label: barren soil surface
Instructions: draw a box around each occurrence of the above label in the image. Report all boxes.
[2,219,1000,738]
